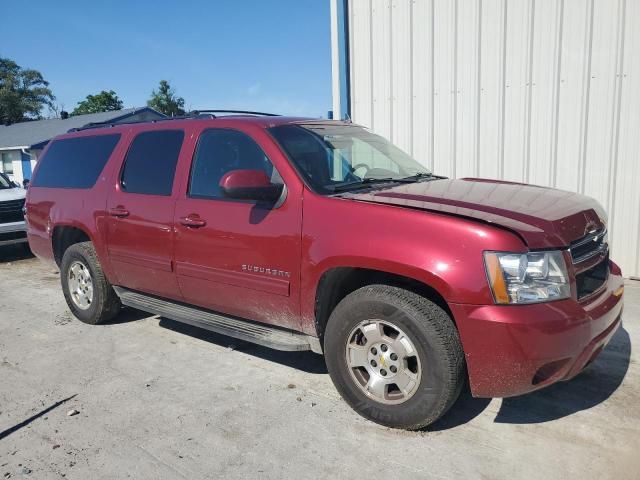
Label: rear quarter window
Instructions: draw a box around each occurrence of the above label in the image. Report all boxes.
[120,130,184,196]
[31,134,121,188]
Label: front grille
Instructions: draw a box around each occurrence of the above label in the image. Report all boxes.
[570,228,608,264]
[0,230,27,242]
[0,199,25,224]
[576,255,609,299]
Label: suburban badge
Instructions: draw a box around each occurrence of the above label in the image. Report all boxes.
[242,264,291,278]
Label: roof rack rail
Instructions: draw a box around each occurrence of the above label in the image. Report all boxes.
[67,109,280,133]
[68,122,116,133]
[189,110,280,117]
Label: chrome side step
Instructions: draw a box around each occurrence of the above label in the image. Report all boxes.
[113,287,322,353]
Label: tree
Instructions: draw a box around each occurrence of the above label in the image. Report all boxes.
[72,90,123,116]
[147,80,185,116]
[0,57,55,125]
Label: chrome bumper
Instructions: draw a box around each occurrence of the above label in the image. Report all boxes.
[0,221,28,246]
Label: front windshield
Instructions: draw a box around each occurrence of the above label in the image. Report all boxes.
[269,123,431,193]
[0,172,13,189]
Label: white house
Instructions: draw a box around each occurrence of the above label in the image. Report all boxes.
[0,107,165,185]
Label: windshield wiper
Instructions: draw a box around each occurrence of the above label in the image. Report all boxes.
[399,172,433,181]
[330,177,415,193]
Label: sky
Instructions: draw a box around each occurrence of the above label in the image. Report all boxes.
[1,0,332,118]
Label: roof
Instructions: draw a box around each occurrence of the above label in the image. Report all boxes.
[0,107,164,150]
[21,113,355,146]
[61,115,350,135]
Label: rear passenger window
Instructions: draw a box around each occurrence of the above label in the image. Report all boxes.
[189,129,281,199]
[32,134,121,188]
[120,130,184,196]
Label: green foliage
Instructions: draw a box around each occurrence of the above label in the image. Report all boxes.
[147,80,185,116]
[0,57,55,125]
[72,90,123,116]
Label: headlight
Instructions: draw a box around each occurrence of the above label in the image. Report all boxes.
[484,251,570,304]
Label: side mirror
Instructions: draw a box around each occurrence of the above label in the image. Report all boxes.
[219,169,284,203]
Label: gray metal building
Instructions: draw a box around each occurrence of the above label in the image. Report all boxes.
[331,0,640,277]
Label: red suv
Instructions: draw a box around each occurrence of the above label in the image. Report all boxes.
[26,111,624,430]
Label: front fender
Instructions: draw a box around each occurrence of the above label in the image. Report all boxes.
[299,192,526,335]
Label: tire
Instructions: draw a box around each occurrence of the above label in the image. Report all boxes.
[324,285,465,430]
[60,241,121,325]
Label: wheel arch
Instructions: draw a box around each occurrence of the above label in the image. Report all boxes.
[51,224,93,267]
[313,265,454,343]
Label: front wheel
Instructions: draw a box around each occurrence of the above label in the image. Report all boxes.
[324,285,465,430]
[60,242,121,324]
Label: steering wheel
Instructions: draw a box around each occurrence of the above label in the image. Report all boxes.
[351,163,370,177]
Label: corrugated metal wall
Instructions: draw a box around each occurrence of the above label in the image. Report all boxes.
[344,0,640,277]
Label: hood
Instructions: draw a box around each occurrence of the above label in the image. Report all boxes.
[341,178,606,249]
[0,187,26,202]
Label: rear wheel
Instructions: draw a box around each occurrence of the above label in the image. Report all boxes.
[60,242,121,324]
[324,285,464,430]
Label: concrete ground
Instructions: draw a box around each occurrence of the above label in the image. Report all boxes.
[0,245,638,480]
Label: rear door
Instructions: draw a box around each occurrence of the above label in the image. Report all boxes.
[173,126,303,330]
[106,128,186,299]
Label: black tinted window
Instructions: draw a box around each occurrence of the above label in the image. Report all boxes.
[32,134,120,188]
[189,129,280,199]
[121,130,184,195]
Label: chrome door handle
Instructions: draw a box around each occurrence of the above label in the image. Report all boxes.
[109,207,130,218]
[180,215,206,228]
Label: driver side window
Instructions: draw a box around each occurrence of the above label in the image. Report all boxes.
[189,129,282,199]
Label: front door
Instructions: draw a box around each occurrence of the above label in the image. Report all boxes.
[106,128,185,299]
[173,127,302,330]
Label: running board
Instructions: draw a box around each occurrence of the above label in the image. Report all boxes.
[113,287,322,354]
